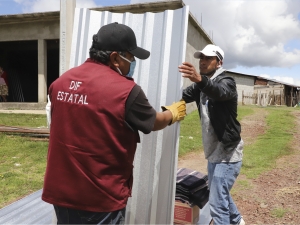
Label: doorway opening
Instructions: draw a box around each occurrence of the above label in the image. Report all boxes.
[0,39,59,102]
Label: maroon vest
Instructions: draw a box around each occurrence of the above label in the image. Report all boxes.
[42,59,139,212]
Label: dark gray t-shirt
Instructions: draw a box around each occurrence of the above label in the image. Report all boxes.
[125,85,156,134]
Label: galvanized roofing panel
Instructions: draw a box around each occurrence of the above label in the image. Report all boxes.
[70,7,189,224]
[0,189,52,224]
[0,5,213,225]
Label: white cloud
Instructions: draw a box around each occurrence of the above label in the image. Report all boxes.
[14,0,98,13]
[77,0,98,9]
[259,74,271,79]
[273,76,295,85]
[134,0,300,68]
[131,0,300,85]
[182,0,300,69]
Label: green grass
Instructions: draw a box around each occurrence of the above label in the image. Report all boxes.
[0,113,48,208]
[237,105,255,121]
[178,110,202,156]
[242,107,296,178]
[271,207,289,218]
[179,105,298,179]
[0,113,48,127]
[235,179,252,190]
[0,105,298,208]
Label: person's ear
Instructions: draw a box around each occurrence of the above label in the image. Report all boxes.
[109,52,120,68]
[217,60,222,68]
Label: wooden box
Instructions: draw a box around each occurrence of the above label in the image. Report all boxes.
[174,201,200,224]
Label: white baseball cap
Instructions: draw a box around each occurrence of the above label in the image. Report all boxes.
[194,44,224,61]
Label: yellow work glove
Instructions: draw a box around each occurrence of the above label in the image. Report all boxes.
[161,100,186,125]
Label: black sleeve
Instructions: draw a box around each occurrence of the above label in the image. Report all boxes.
[125,85,156,134]
[182,82,201,105]
[197,76,237,101]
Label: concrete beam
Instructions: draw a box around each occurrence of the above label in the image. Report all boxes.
[60,0,76,75]
[38,39,47,103]
[91,0,184,14]
[0,12,59,25]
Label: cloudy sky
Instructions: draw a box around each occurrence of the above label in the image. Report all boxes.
[0,0,299,85]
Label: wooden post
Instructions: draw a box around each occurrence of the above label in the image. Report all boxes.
[279,90,281,105]
[283,88,286,105]
[290,88,293,107]
[242,90,244,105]
[264,93,267,107]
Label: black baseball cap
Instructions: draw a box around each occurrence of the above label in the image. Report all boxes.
[92,22,150,60]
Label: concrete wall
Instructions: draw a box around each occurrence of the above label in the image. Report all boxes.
[227,72,255,104]
[0,19,59,103]
[0,21,59,41]
[184,18,212,113]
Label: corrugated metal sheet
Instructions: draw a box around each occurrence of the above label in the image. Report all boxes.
[70,7,189,224]
[0,189,52,224]
[0,7,197,225]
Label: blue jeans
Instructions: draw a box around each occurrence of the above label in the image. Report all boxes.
[207,161,242,225]
[54,205,125,224]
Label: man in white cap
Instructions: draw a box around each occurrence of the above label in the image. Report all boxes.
[178,44,245,225]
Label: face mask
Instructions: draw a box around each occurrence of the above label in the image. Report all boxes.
[118,54,136,78]
[127,61,136,78]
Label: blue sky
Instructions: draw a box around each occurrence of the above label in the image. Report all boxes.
[0,0,131,14]
[0,0,299,85]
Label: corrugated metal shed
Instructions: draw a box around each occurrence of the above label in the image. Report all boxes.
[227,70,300,88]
[69,7,189,224]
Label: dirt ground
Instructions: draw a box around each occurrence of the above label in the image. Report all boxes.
[177,108,300,224]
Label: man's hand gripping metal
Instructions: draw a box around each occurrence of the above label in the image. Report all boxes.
[161,100,186,125]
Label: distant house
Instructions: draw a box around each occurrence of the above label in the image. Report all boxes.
[227,71,300,107]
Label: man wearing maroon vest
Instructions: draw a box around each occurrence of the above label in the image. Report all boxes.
[42,22,186,224]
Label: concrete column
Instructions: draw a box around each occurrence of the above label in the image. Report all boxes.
[60,0,76,75]
[38,39,47,102]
